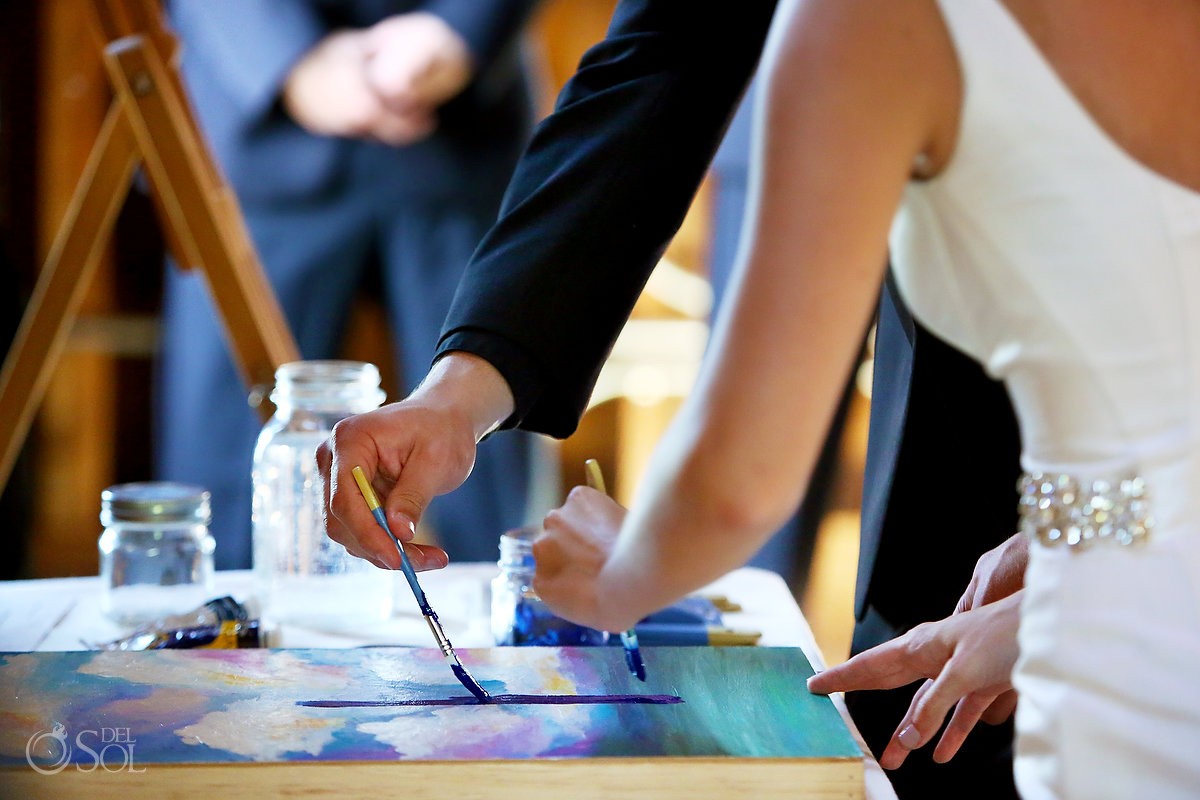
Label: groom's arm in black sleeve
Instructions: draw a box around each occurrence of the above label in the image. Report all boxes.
[436,1,778,437]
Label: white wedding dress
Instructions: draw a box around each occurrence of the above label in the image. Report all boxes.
[889,1,1200,797]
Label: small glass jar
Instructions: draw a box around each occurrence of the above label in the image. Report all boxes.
[98,482,216,627]
[490,526,609,646]
[251,360,391,627]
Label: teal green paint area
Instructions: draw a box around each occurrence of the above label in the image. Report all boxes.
[643,647,862,760]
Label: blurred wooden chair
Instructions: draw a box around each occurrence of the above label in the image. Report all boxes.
[0,0,299,492]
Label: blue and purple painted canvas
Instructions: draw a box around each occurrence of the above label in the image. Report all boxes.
[0,646,861,767]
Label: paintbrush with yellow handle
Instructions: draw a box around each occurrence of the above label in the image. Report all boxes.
[583,458,647,682]
[351,466,490,701]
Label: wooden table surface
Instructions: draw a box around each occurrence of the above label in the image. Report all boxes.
[0,564,896,799]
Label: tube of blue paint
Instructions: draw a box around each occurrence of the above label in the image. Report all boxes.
[92,596,261,650]
[604,623,762,647]
[639,596,725,626]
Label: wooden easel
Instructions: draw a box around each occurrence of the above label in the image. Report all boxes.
[0,0,300,492]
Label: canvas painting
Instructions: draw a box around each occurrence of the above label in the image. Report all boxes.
[1,645,862,775]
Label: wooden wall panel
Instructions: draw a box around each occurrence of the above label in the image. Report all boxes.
[28,0,115,577]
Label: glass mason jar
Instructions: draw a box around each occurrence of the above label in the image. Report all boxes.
[98,482,215,627]
[490,526,609,646]
[251,360,391,627]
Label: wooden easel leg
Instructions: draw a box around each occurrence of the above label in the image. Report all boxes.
[103,36,300,410]
[0,103,140,493]
[1,13,302,497]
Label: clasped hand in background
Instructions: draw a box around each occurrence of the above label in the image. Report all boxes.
[282,11,472,145]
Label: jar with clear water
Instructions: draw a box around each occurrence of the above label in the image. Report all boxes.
[98,482,215,627]
[490,526,609,646]
[251,360,391,627]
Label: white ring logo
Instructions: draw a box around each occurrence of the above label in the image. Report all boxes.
[25,722,71,775]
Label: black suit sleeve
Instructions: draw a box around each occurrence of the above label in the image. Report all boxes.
[436,1,777,438]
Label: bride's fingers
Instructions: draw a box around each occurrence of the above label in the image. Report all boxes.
[981,689,1018,724]
[933,691,998,763]
[878,679,933,770]
[887,663,976,762]
[878,736,915,771]
[807,637,927,696]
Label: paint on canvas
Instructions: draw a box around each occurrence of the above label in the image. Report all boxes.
[0,646,861,767]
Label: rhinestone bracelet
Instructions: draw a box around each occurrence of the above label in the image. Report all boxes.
[1018,472,1153,549]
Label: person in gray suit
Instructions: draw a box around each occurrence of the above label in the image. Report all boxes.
[157,0,544,569]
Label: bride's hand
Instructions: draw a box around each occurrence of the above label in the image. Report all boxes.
[952,532,1028,724]
[532,486,633,631]
[956,531,1028,612]
[807,592,1022,769]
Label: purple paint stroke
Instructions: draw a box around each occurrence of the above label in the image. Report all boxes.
[298,693,683,708]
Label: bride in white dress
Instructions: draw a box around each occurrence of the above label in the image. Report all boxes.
[530,0,1200,797]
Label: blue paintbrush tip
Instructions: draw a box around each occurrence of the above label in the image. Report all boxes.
[452,662,491,702]
[620,630,647,682]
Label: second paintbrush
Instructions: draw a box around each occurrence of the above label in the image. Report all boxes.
[350,466,489,701]
[583,458,647,682]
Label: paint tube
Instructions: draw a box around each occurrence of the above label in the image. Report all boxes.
[93,595,261,650]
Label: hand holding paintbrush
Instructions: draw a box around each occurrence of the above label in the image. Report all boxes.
[533,460,648,680]
[351,466,489,701]
[582,459,646,681]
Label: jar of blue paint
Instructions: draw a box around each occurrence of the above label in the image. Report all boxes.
[490,526,609,646]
